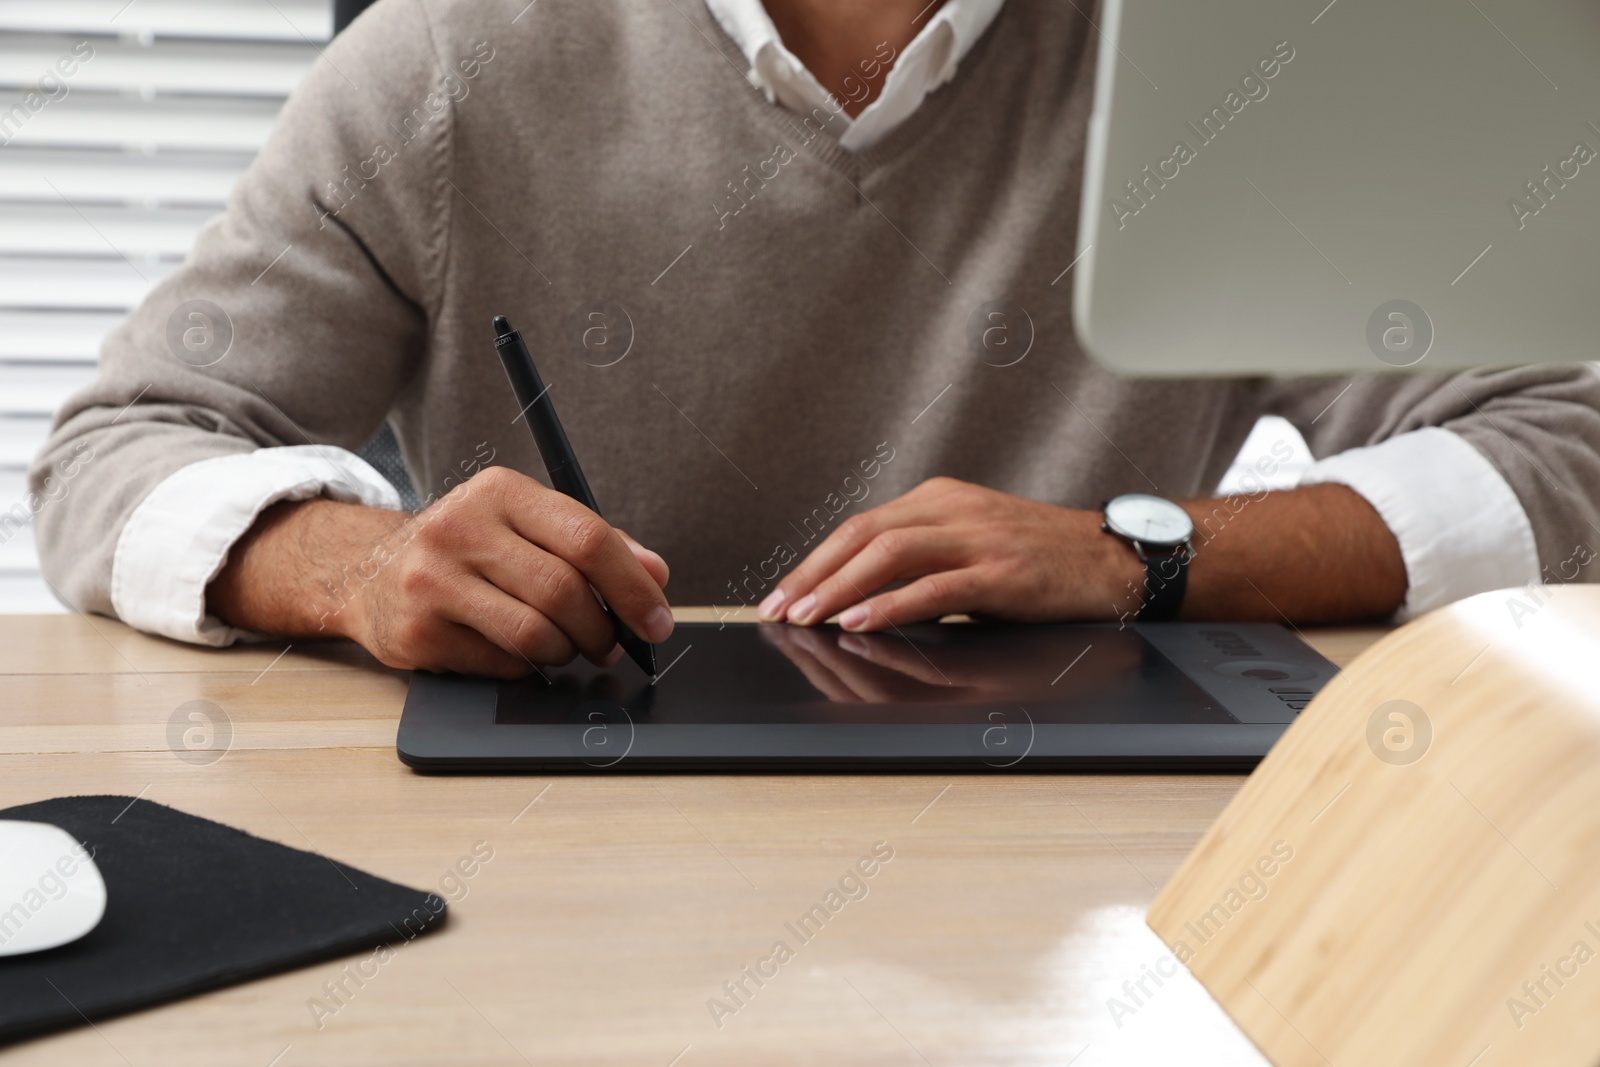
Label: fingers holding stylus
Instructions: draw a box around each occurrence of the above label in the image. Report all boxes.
[340,466,670,677]
[617,529,670,589]
[469,533,615,663]
[380,609,540,680]
[449,579,583,667]
[479,466,676,647]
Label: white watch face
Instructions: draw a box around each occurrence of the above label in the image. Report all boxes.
[1104,494,1194,547]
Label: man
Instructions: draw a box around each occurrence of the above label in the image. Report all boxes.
[29,0,1600,677]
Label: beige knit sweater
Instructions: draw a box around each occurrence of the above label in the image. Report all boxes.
[29,0,1600,617]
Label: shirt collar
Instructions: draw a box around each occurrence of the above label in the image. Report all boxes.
[705,0,1004,144]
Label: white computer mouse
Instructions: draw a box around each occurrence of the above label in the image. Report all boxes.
[0,820,107,956]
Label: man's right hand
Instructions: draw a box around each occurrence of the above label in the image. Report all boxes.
[208,465,673,678]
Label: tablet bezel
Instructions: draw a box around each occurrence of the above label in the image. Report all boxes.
[396,621,1336,773]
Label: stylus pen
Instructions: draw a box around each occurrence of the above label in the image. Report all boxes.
[491,314,657,677]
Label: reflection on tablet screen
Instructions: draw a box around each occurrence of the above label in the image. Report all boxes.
[495,624,1234,725]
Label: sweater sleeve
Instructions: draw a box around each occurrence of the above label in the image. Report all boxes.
[1259,365,1600,599]
[25,0,453,620]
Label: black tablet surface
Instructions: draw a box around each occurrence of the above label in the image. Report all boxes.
[396,621,1336,772]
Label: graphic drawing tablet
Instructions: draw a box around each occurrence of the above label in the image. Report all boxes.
[397,621,1336,772]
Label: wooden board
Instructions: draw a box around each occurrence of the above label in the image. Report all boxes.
[1148,584,1600,1067]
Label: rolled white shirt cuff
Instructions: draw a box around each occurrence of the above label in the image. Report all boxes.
[110,444,403,647]
[1298,427,1540,620]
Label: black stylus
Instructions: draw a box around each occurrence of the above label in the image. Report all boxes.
[491,315,658,677]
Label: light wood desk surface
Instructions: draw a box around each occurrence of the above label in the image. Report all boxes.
[0,612,1384,1066]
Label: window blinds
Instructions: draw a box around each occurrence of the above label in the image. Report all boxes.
[0,0,329,611]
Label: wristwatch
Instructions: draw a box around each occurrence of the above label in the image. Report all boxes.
[1101,493,1195,622]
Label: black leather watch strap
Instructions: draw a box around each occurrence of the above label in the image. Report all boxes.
[1136,544,1190,622]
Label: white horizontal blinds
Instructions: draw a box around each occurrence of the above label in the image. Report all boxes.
[0,0,330,612]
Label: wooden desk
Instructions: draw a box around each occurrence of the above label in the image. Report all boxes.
[0,612,1382,1066]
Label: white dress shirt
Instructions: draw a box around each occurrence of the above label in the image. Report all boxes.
[108,0,1539,645]
[706,0,1005,152]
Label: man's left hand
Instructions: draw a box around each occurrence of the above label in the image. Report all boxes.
[756,477,1141,632]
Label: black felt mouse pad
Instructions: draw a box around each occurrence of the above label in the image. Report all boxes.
[0,795,447,1045]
